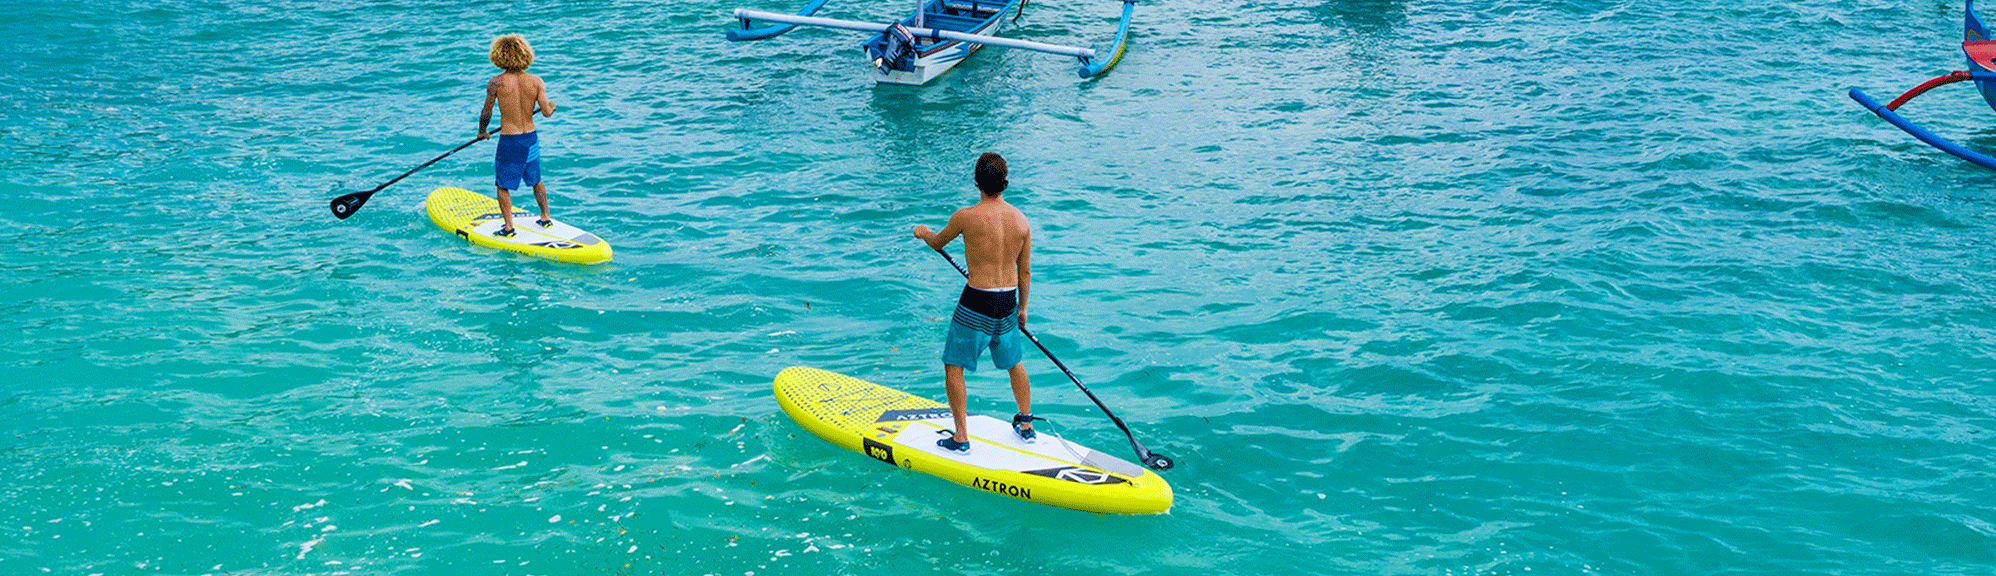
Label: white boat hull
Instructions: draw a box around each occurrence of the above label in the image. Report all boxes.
[868,4,1008,85]
[870,41,989,85]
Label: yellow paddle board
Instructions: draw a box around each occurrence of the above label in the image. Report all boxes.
[424,186,612,264]
[773,366,1172,515]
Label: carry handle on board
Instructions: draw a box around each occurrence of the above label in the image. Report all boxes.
[930,247,1176,471]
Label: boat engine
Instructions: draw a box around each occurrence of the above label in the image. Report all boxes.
[872,24,920,73]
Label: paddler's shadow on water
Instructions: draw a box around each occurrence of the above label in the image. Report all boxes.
[1961,131,1996,156]
[439,264,600,370]
[1306,0,1407,80]
[861,89,956,170]
[1311,0,1407,35]
[860,86,1023,173]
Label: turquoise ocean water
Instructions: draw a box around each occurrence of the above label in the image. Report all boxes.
[7,0,1996,573]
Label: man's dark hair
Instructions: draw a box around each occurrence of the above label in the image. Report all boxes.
[974,152,1008,196]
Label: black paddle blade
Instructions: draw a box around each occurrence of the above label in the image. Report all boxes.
[1143,453,1175,471]
[330,191,373,220]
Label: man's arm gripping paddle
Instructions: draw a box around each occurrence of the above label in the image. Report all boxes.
[929,246,1177,471]
[328,128,500,220]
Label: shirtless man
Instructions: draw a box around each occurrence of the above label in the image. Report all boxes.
[477,34,557,237]
[913,152,1034,454]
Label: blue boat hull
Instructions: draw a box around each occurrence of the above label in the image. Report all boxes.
[1968,0,1996,110]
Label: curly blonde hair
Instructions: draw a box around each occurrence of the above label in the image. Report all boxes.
[489,34,534,71]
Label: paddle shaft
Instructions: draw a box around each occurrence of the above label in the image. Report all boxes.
[330,126,505,220]
[385,129,499,193]
[930,248,1164,466]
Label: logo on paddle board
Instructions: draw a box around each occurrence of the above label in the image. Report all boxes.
[863,438,896,465]
[971,477,1032,500]
[1024,467,1126,485]
[875,408,953,423]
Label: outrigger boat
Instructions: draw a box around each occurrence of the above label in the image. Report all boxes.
[1850,0,1996,169]
[727,0,1136,85]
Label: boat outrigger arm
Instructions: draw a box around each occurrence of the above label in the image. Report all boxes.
[726,0,831,41]
[1847,0,1996,170]
[1851,73,1996,170]
[729,1,1137,79]
[1077,0,1136,78]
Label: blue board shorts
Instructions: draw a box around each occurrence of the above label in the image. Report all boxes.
[942,285,1023,373]
[494,131,541,191]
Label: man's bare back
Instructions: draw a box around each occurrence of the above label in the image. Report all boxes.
[915,192,1033,324]
[480,71,554,138]
[940,199,1031,289]
[914,152,1033,318]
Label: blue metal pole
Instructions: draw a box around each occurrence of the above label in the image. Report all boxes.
[1850,88,1996,170]
[1078,0,1136,78]
[726,0,833,41]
